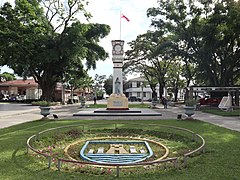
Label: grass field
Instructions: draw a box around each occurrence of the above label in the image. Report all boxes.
[88,103,150,109]
[201,108,240,116]
[0,118,240,180]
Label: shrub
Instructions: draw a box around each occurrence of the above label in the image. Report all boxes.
[185,99,198,106]
[32,101,53,106]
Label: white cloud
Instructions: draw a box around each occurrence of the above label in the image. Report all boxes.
[86,0,158,79]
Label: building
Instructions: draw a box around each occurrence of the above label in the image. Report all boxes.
[124,77,185,101]
[0,79,91,102]
[124,77,155,101]
[0,79,41,100]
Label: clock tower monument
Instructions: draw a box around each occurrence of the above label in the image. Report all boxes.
[107,40,129,110]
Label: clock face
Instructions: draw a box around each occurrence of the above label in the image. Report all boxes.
[114,44,122,52]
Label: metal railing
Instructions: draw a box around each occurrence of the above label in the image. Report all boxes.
[26,123,206,177]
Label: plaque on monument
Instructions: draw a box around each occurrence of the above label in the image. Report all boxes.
[107,94,129,110]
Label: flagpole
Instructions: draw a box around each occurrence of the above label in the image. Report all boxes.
[120,11,121,40]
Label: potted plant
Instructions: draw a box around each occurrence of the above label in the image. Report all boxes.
[151,98,158,108]
[184,99,197,119]
[32,101,51,119]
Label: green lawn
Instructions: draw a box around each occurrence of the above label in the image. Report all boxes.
[88,103,151,108]
[202,108,240,116]
[0,119,240,179]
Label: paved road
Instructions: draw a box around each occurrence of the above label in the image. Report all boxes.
[0,102,239,132]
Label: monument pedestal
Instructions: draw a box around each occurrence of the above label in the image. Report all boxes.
[107,93,129,110]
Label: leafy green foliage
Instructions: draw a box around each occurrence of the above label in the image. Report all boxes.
[93,74,106,98]
[64,70,93,103]
[0,0,110,101]
[147,0,240,86]
[0,72,16,81]
[202,108,240,116]
[32,100,51,106]
[125,33,177,98]
[185,99,198,106]
[31,100,58,106]
[87,104,107,108]
[103,75,113,95]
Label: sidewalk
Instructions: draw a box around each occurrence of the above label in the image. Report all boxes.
[162,105,240,132]
[0,103,239,132]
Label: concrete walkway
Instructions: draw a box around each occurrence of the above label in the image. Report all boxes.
[0,103,239,132]
[162,106,240,132]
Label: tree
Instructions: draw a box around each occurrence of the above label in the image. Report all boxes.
[103,75,113,96]
[165,61,185,101]
[125,32,177,99]
[64,69,93,103]
[195,1,240,86]
[0,0,110,101]
[147,0,240,86]
[0,72,16,82]
[142,67,158,100]
[93,74,106,99]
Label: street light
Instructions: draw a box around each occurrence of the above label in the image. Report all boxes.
[141,82,144,105]
[61,82,67,105]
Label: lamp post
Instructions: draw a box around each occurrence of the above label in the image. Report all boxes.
[69,78,74,104]
[141,82,144,105]
[61,83,67,105]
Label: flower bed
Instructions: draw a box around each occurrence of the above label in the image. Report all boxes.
[27,123,205,177]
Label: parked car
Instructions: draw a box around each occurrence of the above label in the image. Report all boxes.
[68,94,79,103]
[147,98,152,102]
[9,96,17,101]
[147,98,160,102]
[1,94,9,101]
[128,96,141,102]
[16,95,26,101]
[199,97,222,106]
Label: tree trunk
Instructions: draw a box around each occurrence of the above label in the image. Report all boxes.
[174,86,178,102]
[70,86,74,104]
[185,87,189,101]
[152,91,157,100]
[159,84,164,98]
[38,78,57,101]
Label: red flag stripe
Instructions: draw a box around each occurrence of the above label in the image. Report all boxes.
[121,14,130,22]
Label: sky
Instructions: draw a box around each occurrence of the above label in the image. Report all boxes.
[0,0,158,80]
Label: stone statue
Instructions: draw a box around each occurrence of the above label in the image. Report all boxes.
[115,77,121,94]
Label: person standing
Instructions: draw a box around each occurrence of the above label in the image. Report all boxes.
[93,96,97,105]
[161,97,168,109]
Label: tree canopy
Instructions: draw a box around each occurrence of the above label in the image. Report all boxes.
[0,0,110,101]
[125,31,180,98]
[125,0,240,99]
[103,75,113,96]
[147,0,240,86]
[0,71,16,82]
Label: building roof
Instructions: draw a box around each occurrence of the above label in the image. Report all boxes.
[191,86,240,92]
[0,79,38,87]
[127,77,146,82]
